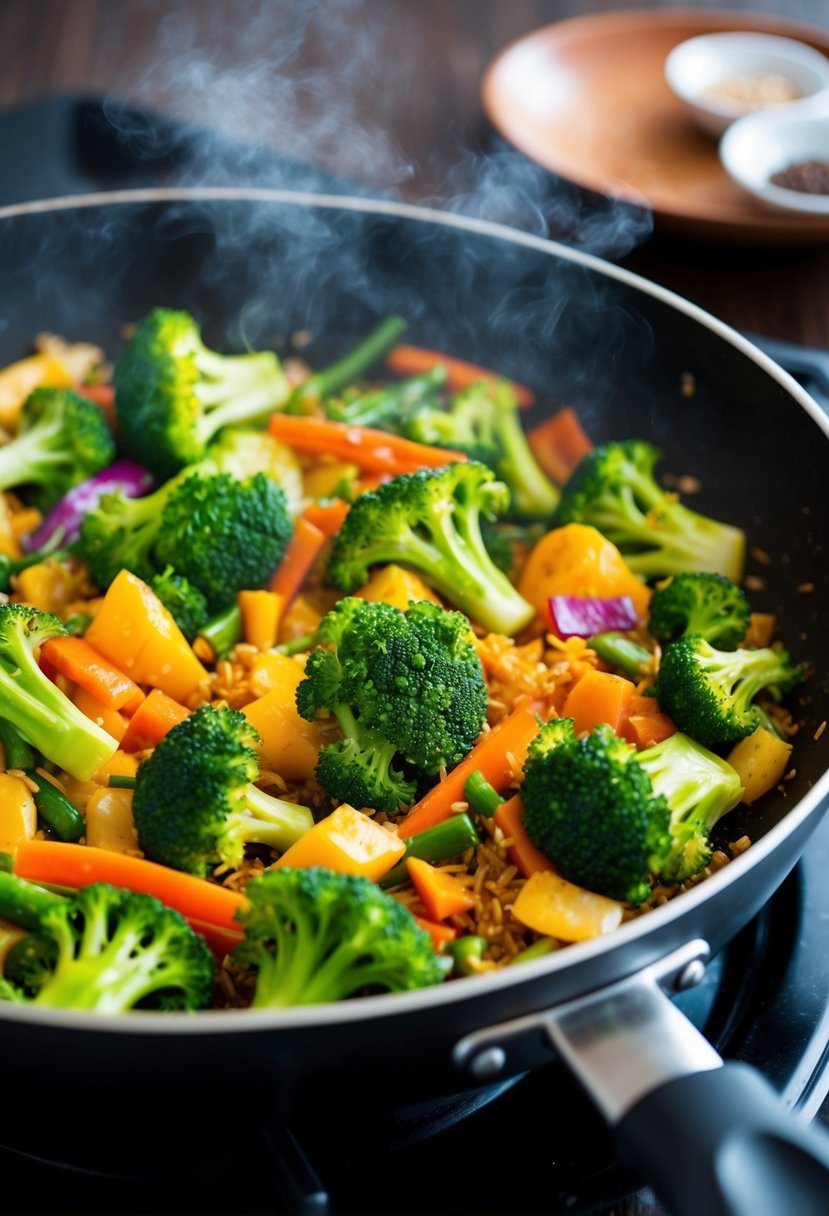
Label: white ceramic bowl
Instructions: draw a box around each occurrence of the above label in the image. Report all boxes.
[665,31,829,137]
[720,108,829,215]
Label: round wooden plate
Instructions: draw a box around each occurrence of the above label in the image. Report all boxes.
[482,7,829,243]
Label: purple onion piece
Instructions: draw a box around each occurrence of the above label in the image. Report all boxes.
[22,459,155,552]
[549,594,639,638]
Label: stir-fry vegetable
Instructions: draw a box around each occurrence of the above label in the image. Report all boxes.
[0,311,806,1015]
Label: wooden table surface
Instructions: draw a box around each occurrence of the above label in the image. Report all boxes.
[2,0,829,350]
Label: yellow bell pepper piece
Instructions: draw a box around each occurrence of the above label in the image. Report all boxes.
[512,870,624,943]
[85,786,139,854]
[60,750,139,814]
[238,589,284,651]
[302,460,360,500]
[0,771,38,852]
[243,654,324,782]
[727,727,793,805]
[355,564,442,612]
[85,569,208,706]
[272,804,406,881]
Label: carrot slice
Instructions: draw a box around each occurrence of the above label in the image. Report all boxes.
[189,917,244,959]
[72,686,129,744]
[120,688,191,753]
[406,857,476,920]
[13,840,247,934]
[527,407,593,485]
[268,414,467,476]
[385,345,535,409]
[562,668,635,736]
[493,795,555,878]
[75,382,117,429]
[301,498,351,538]
[269,517,326,605]
[40,636,144,714]
[415,916,458,948]
[397,704,542,840]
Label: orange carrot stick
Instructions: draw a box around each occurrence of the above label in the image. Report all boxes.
[494,795,555,878]
[268,414,467,475]
[385,345,535,409]
[397,703,542,840]
[415,916,458,948]
[269,517,326,604]
[527,407,593,485]
[189,917,244,959]
[13,840,247,934]
[40,636,144,713]
[406,857,476,920]
[120,688,191,753]
[74,382,117,429]
[301,498,351,538]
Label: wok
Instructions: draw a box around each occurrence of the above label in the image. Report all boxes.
[1,188,828,1215]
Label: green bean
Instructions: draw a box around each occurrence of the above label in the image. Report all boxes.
[380,813,480,889]
[463,770,504,818]
[25,770,85,843]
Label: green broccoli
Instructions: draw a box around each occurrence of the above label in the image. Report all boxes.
[327,462,535,635]
[552,441,746,582]
[149,566,209,642]
[521,720,743,904]
[0,604,117,781]
[233,866,448,1006]
[206,426,304,517]
[132,704,314,877]
[0,387,115,511]
[648,572,750,650]
[114,308,290,480]
[653,635,802,750]
[78,467,292,613]
[0,871,214,1012]
[404,379,559,519]
[325,366,447,429]
[296,597,487,813]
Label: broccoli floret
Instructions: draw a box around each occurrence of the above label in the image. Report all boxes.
[149,566,209,642]
[296,597,487,813]
[0,604,117,781]
[553,441,746,582]
[521,720,743,904]
[404,379,559,519]
[79,467,292,613]
[636,732,744,881]
[207,426,304,517]
[233,866,448,1006]
[0,872,214,1012]
[132,704,314,877]
[114,308,290,481]
[0,387,115,511]
[328,462,535,635]
[653,635,802,750]
[648,572,750,650]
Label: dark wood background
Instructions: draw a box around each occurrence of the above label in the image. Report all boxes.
[2,0,829,348]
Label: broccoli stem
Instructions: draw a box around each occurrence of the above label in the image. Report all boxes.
[491,405,560,519]
[463,771,503,818]
[0,415,67,491]
[25,770,85,842]
[108,774,137,789]
[276,631,316,657]
[286,316,407,414]
[588,633,653,678]
[193,349,288,444]
[445,935,489,975]
[508,937,559,965]
[0,637,116,781]
[226,784,314,856]
[379,813,480,889]
[0,869,64,932]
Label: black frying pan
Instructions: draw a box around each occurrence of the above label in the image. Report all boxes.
[1,190,828,1215]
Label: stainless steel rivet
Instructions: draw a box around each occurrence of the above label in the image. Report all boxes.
[469,1046,507,1080]
[675,959,706,991]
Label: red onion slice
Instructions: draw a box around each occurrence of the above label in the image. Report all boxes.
[549,594,638,638]
[22,459,155,552]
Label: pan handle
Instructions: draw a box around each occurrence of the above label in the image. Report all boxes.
[542,948,829,1216]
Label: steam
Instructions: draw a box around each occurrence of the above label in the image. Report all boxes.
[102,0,651,258]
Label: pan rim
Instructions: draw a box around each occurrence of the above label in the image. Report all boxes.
[0,185,826,1035]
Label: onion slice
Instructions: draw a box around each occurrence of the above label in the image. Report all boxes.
[549,594,638,638]
[22,460,155,552]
